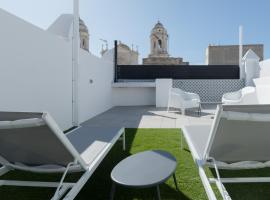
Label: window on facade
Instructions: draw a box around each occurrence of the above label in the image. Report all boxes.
[158,39,162,48]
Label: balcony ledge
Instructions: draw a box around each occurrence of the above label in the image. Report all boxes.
[112,82,156,88]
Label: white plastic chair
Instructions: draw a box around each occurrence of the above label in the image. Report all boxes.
[167,88,201,115]
[222,87,257,105]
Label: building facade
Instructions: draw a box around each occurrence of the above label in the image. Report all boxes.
[101,42,139,65]
[143,21,188,65]
[205,44,264,65]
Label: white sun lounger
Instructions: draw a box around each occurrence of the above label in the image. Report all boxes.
[0,111,125,200]
[182,104,270,200]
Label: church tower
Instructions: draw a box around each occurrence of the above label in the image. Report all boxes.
[149,21,169,57]
[143,21,189,65]
[79,18,89,52]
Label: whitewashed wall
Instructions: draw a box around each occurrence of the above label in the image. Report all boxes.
[112,87,155,106]
[259,59,270,77]
[0,9,73,130]
[0,9,114,130]
[78,50,114,123]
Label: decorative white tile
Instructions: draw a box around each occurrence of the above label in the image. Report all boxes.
[173,79,245,102]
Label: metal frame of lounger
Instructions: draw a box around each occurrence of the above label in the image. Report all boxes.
[0,112,126,200]
[182,104,270,200]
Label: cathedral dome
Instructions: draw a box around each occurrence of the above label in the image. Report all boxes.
[118,43,131,51]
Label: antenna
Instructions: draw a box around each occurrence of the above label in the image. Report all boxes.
[99,38,108,50]
[167,34,170,54]
[239,25,243,65]
[239,25,244,79]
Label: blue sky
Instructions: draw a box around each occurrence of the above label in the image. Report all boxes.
[1,0,270,64]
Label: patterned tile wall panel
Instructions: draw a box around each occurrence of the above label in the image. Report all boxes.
[173,79,245,102]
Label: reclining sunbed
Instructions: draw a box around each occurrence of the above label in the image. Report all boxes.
[182,104,270,200]
[0,111,125,200]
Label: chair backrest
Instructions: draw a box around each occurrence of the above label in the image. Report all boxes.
[0,112,85,168]
[171,88,185,95]
[204,104,270,163]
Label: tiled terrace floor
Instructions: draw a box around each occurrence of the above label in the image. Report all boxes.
[82,104,217,128]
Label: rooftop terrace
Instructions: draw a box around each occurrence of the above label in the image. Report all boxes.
[83,104,215,128]
[1,2,270,200]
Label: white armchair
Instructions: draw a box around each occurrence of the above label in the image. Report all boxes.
[167,88,201,115]
[222,86,257,105]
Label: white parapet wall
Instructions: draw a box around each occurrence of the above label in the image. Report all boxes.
[79,50,114,123]
[259,59,270,77]
[112,82,156,106]
[0,8,114,130]
[156,79,172,107]
[0,8,73,130]
[253,76,270,104]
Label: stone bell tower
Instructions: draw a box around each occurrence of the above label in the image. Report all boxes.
[79,18,89,52]
[149,21,169,57]
[143,21,189,65]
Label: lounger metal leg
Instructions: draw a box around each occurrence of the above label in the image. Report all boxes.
[173,173,179,190]
[210,179,231,200]
[197,103,202,116]
[51,185,72,200]
[208,158,229,200]
[0,179,74,200]
[156,185,161,200]
[0,180,75,188]
[0,166,11,176]
[63,170,94,200]
[198,164,218,200]
[110,182,116,200]
[52,162,76,200]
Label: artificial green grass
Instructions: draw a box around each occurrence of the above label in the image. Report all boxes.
[0,129,270,200]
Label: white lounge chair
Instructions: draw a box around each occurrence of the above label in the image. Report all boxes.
[222,87,257,105]
[167,88,201,115]
[182,104,270,200]
[0,111,125,200]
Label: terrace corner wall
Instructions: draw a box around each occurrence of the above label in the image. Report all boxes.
[0,9,115,130]
[260,59,270,77]
[79,50,114,123]
[0,8,73,130]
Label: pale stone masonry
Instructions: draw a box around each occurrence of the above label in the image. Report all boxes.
[101,42,139,65]
[143,21,188,65]
[79,18,89,52]
[143,57,188,65]
[205,44,264,65]
[116,43,139,65]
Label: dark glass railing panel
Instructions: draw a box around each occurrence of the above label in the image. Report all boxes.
[117,65,240,80]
